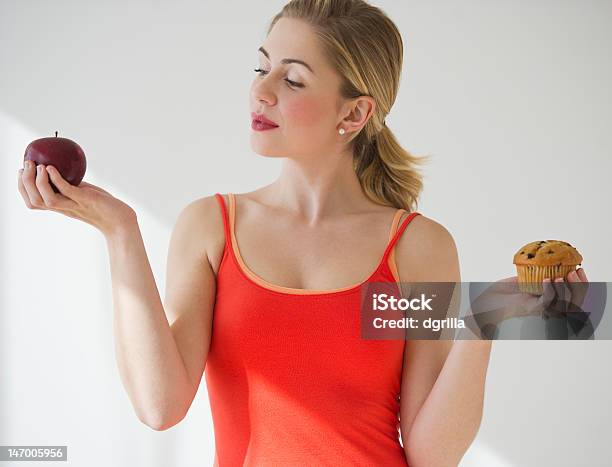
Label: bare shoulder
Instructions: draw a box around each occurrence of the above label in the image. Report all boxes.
[394,213,461,283]
[171,194,227,274]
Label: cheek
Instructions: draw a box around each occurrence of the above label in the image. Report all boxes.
[284,97,329,128]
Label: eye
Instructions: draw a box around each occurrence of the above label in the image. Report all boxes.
[253,68,304,88]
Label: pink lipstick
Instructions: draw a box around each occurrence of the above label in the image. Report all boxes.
[251,112,279,131]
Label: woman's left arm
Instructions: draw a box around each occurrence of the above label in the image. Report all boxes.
[395,216,491,467]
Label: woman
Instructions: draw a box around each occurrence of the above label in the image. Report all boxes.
[17,0,589,465]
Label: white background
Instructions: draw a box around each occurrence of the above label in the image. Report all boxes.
[1,1,611,466]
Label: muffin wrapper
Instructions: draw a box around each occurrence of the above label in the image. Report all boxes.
[515,264,578,295]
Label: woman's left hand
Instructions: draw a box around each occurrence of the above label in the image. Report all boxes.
[465,268,590,338]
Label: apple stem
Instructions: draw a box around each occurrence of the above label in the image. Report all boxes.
[55,131,58,137]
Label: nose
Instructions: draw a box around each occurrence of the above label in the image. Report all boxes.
[251,77,277,106]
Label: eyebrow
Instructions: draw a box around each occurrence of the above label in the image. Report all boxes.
[258,46,315,75]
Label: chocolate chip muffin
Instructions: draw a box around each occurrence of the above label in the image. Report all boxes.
[513,240,583,295]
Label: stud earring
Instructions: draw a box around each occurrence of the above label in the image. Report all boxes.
[338,128,345,135]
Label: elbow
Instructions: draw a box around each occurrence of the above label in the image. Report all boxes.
[133,392,193,431]
[404,417,483,467]
[145,417,174,432]
[137,408,187,432]
[146,421,171,432]
[136,389,195,431]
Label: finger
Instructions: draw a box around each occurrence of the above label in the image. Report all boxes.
[34,164,54,206]
[35,164,79,211]
[553,277,570,314]
[535,278,556,318]
[554,277,569,301]
[46,165,79,200]
[17,168,36,209]
[567,269,589,311]
[577,268,588,282]
[22,160,45,208]
[567,270,580,283]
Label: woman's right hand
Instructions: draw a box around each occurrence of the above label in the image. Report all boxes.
[18,160,137,238]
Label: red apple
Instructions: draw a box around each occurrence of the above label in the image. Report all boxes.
[23,131,87,194]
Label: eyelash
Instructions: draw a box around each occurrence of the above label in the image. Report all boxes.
[253,68,303,88]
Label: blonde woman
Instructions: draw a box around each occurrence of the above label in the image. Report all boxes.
[20,0,586,465]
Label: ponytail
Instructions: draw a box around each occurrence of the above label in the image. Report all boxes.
[353,124,429,212]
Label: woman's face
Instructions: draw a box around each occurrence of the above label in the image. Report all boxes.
[249,17,346,159]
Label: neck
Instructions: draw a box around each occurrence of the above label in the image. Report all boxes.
[261,149,381,225]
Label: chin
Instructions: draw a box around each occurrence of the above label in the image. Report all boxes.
[252,149,286,158]
[249,140,286,158]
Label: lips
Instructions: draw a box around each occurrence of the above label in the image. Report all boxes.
[251,112,278,127]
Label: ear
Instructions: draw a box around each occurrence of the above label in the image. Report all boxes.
[340,96,376,134]
[353,95,376,126]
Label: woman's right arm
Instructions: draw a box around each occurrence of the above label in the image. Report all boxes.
[107,197,218,431]
[18,162,216,431]
[106,200,216,431]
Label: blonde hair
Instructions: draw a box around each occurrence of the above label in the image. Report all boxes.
[267,0,429,211]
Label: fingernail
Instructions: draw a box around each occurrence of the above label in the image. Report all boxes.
[37,165,42,172]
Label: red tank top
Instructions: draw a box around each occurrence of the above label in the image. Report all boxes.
[205,192,421,466]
